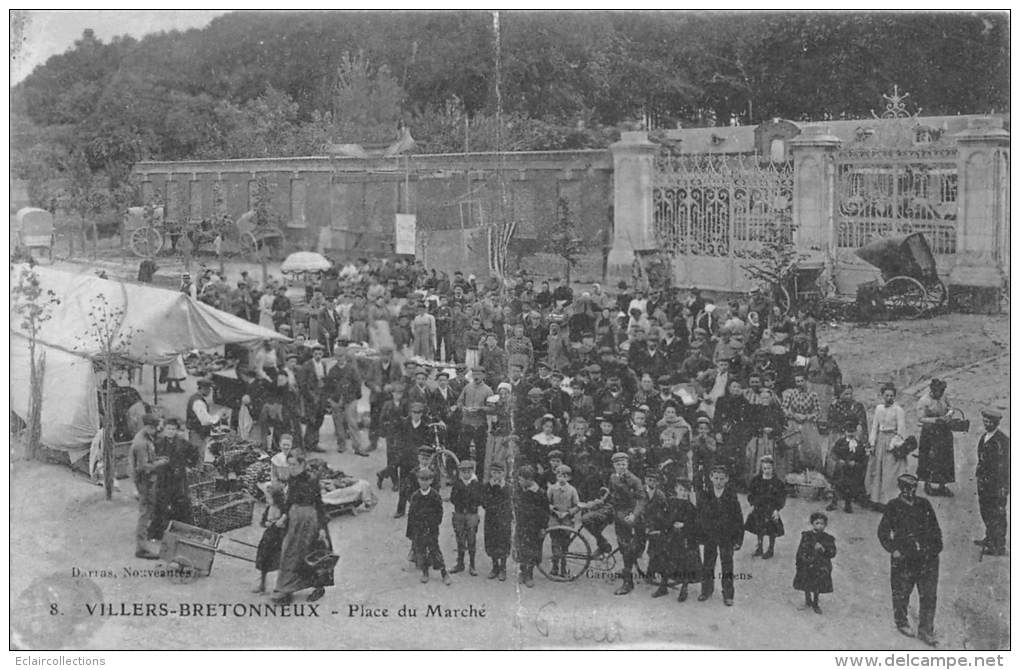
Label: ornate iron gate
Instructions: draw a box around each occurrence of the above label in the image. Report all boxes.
[653,155,793,291]
[836,147,959,257]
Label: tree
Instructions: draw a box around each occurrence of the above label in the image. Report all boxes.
[539,197,587,284]
[327,51,406,143]
[251,176,283,283]
[739,217,807,314]
[10,265,60,460]
[76,292,138,500]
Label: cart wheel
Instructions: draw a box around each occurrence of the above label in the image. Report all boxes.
[537,526,592,582]
[130,227,164,258]
[929,280,949,307]
[239,232,258,257]
[882,276,928,319]
[167,557,198,584]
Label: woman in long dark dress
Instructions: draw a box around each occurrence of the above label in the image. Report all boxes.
[915,379,955,496]
[271,451,332,603]
[713,380,749,485]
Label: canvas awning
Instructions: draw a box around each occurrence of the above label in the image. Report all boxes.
[11,264,289,365]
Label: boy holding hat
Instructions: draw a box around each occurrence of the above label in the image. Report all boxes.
[976,409,1009,556]
[406,468,452,585]
[450,460,484,576]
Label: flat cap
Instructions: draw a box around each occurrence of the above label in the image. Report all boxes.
[610,452,630,463]
[981,409,1003,421]
[897,473,919,487]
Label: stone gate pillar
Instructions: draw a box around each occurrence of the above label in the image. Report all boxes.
[789,126,842,277]
[606,131,657,282]
[950,118,1009,312]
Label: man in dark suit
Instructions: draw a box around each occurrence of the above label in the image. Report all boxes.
[697,465,744,606]
[975,409,1009,557]
[366,346,404,452]
[324,345,366,455]
[394,404,435,518]
[877,473,942,646]
[296,344,328,452]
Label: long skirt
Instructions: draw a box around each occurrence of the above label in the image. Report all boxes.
[916,423,955,484]
[273,505,324,595]
[745,434,791,485]
[255,524,286,573]
[787,420,824,472]
[351,321,369,345]
[259,311,275,331]
[412,325,435,360]
[167,355,187,382]
[865,432,909,505]
[807,382,834,426]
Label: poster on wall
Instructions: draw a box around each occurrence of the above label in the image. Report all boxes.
[394,213,416,255]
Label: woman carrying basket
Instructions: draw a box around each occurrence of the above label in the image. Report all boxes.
[271,451,334,604]
[915,379,955,497]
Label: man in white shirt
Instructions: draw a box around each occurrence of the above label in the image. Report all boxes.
[186,378,224,463]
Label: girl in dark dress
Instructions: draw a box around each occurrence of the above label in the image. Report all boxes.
[271,451,332,604]
[253,485,287,593]
[793,512,837,614]
[744,455,786,559]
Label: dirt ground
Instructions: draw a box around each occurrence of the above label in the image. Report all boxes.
[10,257,1011,650]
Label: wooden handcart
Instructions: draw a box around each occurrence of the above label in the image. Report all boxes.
[159,520,257,584]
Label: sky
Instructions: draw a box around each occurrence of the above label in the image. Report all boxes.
[9,10,230,84]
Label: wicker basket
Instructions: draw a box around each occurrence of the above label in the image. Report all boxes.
[195,491,256,533]
[186,464,218,486]
[793,483,826,501]
[189,480,218,502]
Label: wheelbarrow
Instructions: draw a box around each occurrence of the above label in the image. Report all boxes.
[159,520,257,584]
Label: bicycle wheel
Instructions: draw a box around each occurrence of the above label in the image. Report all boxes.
[537,526,592,582]
[429,449,460,486]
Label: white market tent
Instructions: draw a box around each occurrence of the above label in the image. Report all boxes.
[10,264,289,452]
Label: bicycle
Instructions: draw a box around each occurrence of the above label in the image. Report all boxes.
[536,523,685,587]
[425,421,460,491]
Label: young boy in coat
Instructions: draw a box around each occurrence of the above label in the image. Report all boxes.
[642,468,674,598]
[450,460,485,575]
[793,511,837,614]
[406,468,451,585]
[547,464,580,578]
[669,479,703,603]
[449,459,484,576]
[697,465,744,606]
[828,421,868,513]
[482,463,513,581]
[514,465,548,588]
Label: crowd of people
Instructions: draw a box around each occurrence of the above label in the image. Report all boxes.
[153,258,1008,646]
